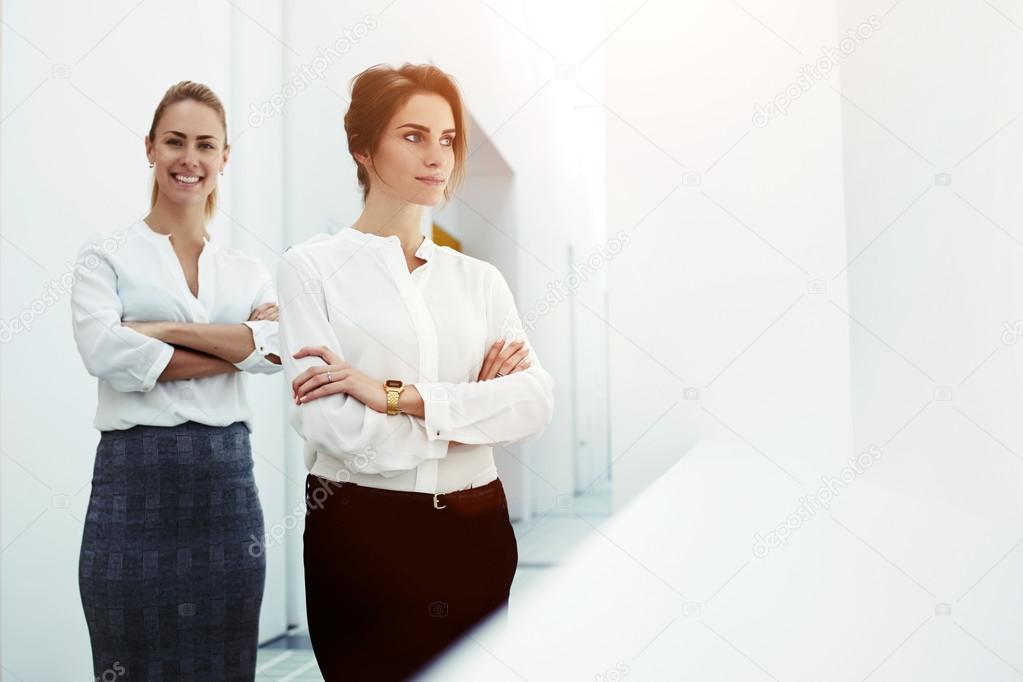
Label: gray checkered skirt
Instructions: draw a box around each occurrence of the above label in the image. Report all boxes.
[78,421,266,681]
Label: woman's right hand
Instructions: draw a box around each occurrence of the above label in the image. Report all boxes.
[477,339,531,381]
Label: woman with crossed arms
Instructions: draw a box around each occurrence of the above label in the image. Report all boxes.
[72,81,281,680]
[278,62,556,680]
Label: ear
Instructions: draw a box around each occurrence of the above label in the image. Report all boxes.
[144,135,154,164]
[222,143,231,170]
[352,138,372,169]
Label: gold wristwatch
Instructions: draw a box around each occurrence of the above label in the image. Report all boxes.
[384,379,405,415]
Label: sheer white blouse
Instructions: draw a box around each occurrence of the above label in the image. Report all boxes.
[71,220,282,432]
[277,227,555,495]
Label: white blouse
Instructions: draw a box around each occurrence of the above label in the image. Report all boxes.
[71,220,282,432]
[277,227,555,495]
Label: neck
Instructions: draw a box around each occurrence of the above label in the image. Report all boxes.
[350,191,426,250]
[145,197,207,246]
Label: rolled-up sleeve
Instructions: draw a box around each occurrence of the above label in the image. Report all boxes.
[276,247,444,475]
[233,261,283,374]
[411,265,555,447]
[70,240,174,392]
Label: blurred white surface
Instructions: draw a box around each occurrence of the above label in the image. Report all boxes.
[420,440,1023,681]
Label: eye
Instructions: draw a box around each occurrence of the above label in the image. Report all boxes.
[405,132,454,147]
[200,142,215,150]
[166,139,182,146]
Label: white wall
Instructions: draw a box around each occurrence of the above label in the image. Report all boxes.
[228,0,290,643]
[604,0,855,508]
[837,0,1023,603]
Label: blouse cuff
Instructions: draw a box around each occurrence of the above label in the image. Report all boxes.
[234,320,278,372]
[141,343,175,392]
[416,383,453,441]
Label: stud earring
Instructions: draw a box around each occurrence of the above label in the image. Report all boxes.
[219,170,224,176]
[148,162,154,168]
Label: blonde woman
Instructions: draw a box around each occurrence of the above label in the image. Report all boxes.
[72,81,281,679]
[278,63,555,679]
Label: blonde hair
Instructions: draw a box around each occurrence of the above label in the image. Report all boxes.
[148,81,228,233]
[344,63,467,204]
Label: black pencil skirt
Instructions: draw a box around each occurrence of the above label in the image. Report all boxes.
[303,473,519,681]
[78,421,266,681]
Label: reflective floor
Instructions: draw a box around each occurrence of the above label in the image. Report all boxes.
[255,480,612,681]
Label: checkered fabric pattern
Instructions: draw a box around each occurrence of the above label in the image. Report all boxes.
[79,421,266,681]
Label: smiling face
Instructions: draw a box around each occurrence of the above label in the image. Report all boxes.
[357,92,456,207]
[145,99,229,213]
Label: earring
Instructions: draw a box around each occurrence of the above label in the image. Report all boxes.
[219,170,224,176]
[148,162,154,168]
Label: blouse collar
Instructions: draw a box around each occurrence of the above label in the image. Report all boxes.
[341,228,436,261]
[136,220,216,252]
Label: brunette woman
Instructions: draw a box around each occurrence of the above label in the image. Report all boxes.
[277,63,555,680]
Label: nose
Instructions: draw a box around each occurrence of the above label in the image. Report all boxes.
[423,141,446,168]
[181,145,200,168]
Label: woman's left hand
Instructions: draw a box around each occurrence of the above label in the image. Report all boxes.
[292,345,387,413]
[249,302,279,321]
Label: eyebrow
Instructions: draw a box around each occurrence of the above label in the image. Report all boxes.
[397,123,456,135]
[164,130,221,141]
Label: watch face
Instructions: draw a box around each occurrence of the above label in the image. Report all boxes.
[385,380,402,388]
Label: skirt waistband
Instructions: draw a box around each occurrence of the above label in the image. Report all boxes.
[307,473,508,515]
[100,420,250,439]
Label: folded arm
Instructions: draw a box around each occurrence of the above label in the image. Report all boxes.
[133,320,280,369]
[123,261,283,375]
[158,346,240,382]
[71,241,175,392]
[232,263,283,374]
[410,265,555,447]
[277,247,446,475]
